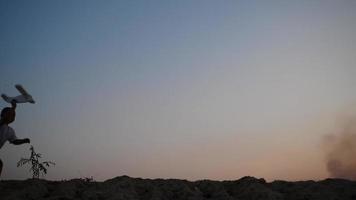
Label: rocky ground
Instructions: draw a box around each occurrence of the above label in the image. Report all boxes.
[1,176,356,200]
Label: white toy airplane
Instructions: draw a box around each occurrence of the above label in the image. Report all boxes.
[1,84,35,104]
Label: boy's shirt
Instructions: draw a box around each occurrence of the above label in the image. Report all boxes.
[0,124,17,149]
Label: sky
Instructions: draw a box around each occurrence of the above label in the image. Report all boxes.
[1,0,356,181]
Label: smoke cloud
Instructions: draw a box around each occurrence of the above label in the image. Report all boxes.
[324,118,356,180]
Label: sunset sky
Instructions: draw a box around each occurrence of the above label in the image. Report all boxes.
[1,0,356,181]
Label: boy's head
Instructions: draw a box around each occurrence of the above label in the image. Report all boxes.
[0,107,16,124]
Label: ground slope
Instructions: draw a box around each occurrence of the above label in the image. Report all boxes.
[1,176,356,200]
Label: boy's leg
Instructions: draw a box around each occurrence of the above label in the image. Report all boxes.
[0,159,2,177]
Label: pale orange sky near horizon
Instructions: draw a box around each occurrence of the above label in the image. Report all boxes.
[1,1,356,181]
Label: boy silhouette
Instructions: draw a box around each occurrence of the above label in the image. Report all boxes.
[0,100,30,177]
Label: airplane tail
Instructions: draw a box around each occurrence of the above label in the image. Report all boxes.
[1,94,11,103]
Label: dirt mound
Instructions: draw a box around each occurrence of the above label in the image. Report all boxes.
[1,176,356,200]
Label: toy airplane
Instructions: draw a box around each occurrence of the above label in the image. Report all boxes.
[1,84,35,104]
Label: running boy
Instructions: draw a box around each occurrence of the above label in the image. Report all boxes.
[0,100,30,177]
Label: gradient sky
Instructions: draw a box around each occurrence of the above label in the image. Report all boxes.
[1,0,356,181]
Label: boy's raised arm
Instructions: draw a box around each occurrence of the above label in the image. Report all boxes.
[11,100,17,110]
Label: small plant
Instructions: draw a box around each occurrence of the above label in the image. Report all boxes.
[17,145,55,179]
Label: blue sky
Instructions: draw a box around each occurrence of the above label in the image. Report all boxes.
[1,0,356,181]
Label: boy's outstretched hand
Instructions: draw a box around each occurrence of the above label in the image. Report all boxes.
[11,138,30,145]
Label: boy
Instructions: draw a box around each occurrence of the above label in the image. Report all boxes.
[0,100,30,177]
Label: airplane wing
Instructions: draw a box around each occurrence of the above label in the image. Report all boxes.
[15,84,30,96]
